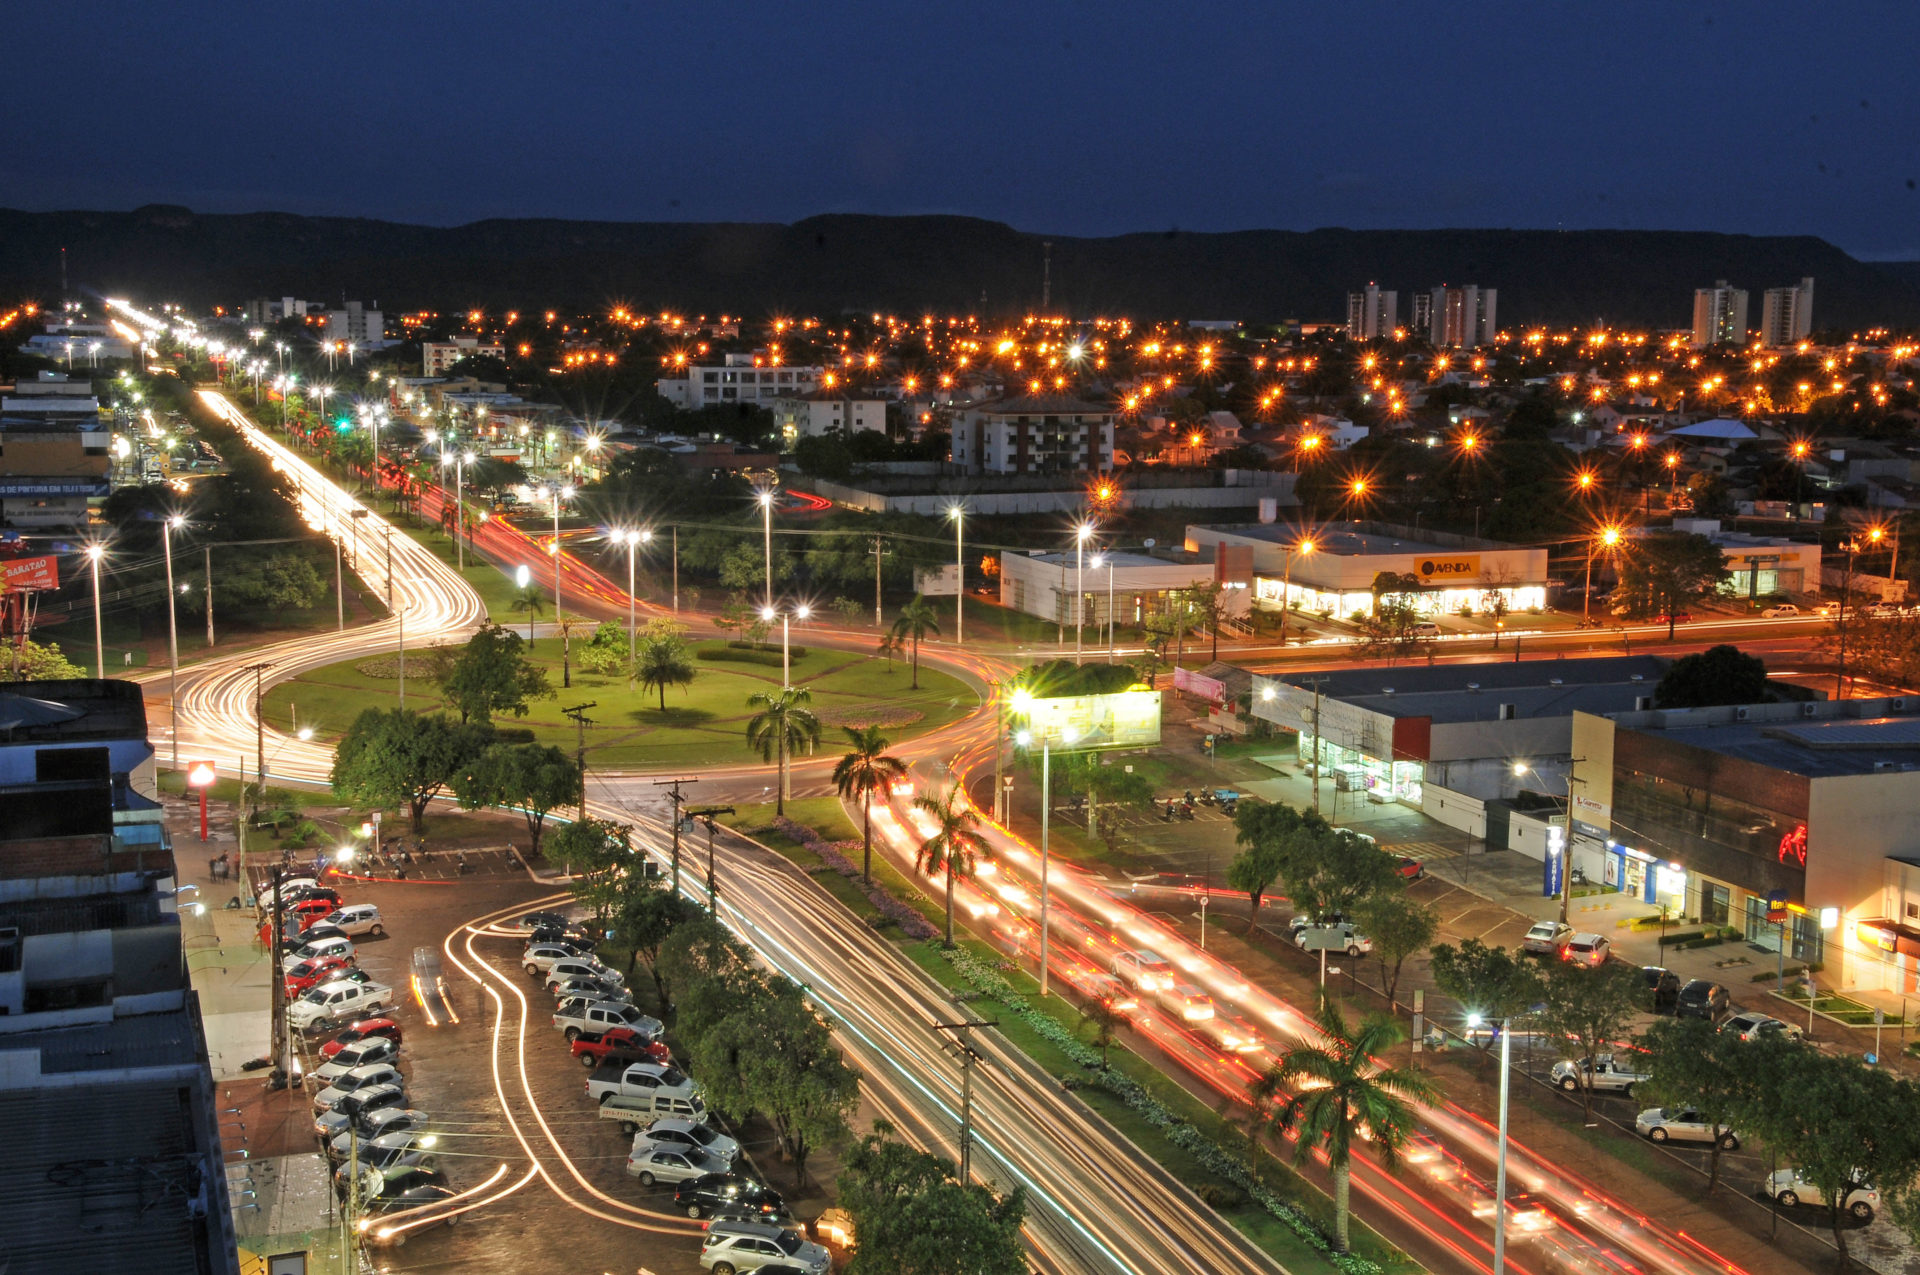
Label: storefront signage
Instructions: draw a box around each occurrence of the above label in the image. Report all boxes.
[1413,554,1482,583]
[1778,824,1808,867]
[1857,921,1896,953]
[1018,690,1162,749]
[1,555,57,592]
[1766,889,1788,923]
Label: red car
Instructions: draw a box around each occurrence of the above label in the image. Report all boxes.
[319,1017,404,1060]
[1395,856,1426,881]
[283,954,353,998]
[570,1026,671,1069]
[1653,611,1693,625]
[257,899,335,944]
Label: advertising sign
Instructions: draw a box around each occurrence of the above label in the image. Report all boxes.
[1020,690,1161,749]
[1,555,58,592]
[1413,554,1482,584]
[1173,666,1225,705]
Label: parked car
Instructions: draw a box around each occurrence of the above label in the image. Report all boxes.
[510,910,575,933]
[546,957,625,990]
[587,1061,698,1105]
[1635,1106,1740,1149]
[1550,1054,1649,1095]
[285,954,355,997]
[290,979,393,1031]
[1652,610,1694,625]
[319,1018,403,1060]
[1522,921,1575,955]
[313,1063,407,1113]
[674,1172,786,1221]
[631,1117,740,1165]
[522,943,594,975]
[282,934,356,972]
[1762,604,1801,618]
[527,932,596,957]
[1395,857,1426,881]
[314,1083,409,1140]
[550,977,622,1005]
[358,1176,461,1247]
[257,876,320,908]
[1722,1011,1803,1042]
[699,1219,832,1275]
[327,1107,430,1162]
[1675,979,1731,1022]
[335,1131,440,1198]
[1642,966,1681,1012]
[1110,950,1175,992]
[599,1090,708,1133]
[322,904,386,937]
[1288,911,1349,934]
[628,1141,733,1186]
[573,1027,672,1069]
[314,1036,402,1082]
[1293,923,1373,956]
[555,997,660,1042]
[1563,933,1611,967]
[1765,1168,1879,1220]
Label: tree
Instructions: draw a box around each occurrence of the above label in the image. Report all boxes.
[548,817,633,926]
[912,784,986,947]
[330,709,492,833]
[829,595,866,627]
[1654,644,1770,708]
[451,741,581,857]
[1076,996,1129,1070]
[838,1124,1028,1275]
[1536,959,1649,1125]
[575,619,628,677]
[1355,596,1423,661]
[219,551,328,611]
[744,685,821,814]
[1842,611,1920,688]
[435,623,553,724]
[510,583,545,634]
[1227,798,1318,925]
[634,621,697,709]
[1638,1017,1756,1193]
[657,915,757,1027]
[1221,1066,1290,1177]
[1428,938,1543,1054]
[1269,993,1441,1253]
[0,638,86,681]
[1354,892,1438,1008]
[832,726,907,882]
[612,882,703,1003]
[1273,824,1401,926]
[1058,750,1155,838]
[890,594,940,689]
[1617,532,1731,637]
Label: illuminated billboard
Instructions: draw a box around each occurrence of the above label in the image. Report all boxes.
[1019,690,1161,750]
[1,555,58,592]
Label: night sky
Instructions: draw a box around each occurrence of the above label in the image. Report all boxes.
[10,0,1919,257]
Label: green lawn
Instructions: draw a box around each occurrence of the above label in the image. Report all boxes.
[260,638,977,769]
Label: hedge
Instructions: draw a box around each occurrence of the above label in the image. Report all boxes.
[697,647,786,667]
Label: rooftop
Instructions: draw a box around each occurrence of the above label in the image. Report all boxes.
[974,393,1111,416]
[1609,697,1920,777]
[1021,550,1183,569]
[1204,524,1481,556]
[0,680,150,743]
[1266,655,1670,723]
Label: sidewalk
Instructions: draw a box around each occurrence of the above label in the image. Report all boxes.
[169,793,278,1079]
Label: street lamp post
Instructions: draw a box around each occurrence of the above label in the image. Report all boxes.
[1468,1012,1515,1275]
[162,516,184,767]
[758,488,776,611]
[86,544,105,678]
[1091,553,1117,662]
[1584,525,1622,623]
[761,604,812,688]
[550,484,574,684]
[949,504,965,645]
[1514,760,1583,925]
[1275,537,1317,645]
[1074,521,1093,663]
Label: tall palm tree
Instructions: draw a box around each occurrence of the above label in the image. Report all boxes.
[890,594,941,689]
[1077,996,1129,1070]
[912,784,986,947]
[510,584,545,646]
[831,726,906,883]
[745,685,821,815]
[1268,992,1441,1254]
[636,631,697,711]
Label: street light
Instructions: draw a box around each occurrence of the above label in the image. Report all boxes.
[85,543,106,678]
[1276,536,1317,645]
[948,504,966,645]
[1074,521,1094,663]
[757,487,776,611]
[162,515,186,768]
[1467,1011,1515,1275]
[549,485,574,684]
[1584,525,1623,623]
[1012,715,1077,998]
[617,529,651,677]
[760,603,812,688]
[1513,759,1582,924]
[515,564,533,643]
[1090,552,1116,662]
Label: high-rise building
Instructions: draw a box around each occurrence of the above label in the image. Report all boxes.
[1426,285,1497,348]
[1691,280,1749,348]
[1761,277,1815,347]
[323,300,383,347]
[1411,291,1433,338]
[1345,284,1397,340]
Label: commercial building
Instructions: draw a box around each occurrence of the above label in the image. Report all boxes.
[323,300,383,347]
[1426,285,1496,348]
[998,548,1248,630]
[0,373,111,529]
[1571,697,1920,993]
[1185,522,1548,618]
[1346,284,1397,340]
[422,337,506,376]
[772,389,887,441]
[1655,518,1822,598]
[952,393,1115,476]
[0,679,238,1275]
[1691,280,1750,348]
[655,353,825,409]
[1250,656,1667,809]
[1761,277,1816,347]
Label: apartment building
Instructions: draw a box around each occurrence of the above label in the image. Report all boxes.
[1691,280,1750,348]
[951,393,1115,476]
[655,353,825,409]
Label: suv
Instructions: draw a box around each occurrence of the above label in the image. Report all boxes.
[1675,979,1730,1023]
[322,904,385,937]
[1521,921,1574,955]
[1564,933,1611,967]
[1642,966,1681,1012]
[699,1220,831,1275]
[290,979,392,1031]
[1293,923,1372,956]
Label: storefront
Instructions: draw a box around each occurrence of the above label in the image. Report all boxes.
[1254,574,1547,619]
[1298,732,1425,803]
[1601,841,1690,913]
[1741,900,1827,967]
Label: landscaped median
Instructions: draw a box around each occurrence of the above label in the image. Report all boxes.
[730,809,1416,1275]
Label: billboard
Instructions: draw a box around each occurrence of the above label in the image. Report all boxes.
[1019,690,1161,749]
[1413,554,1481,584]
[1,555,58,592]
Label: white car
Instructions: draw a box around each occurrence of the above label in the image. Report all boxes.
[633,1118,740,1166]
[1721,1011,1804,1042]
[1111,950,1174,993]
[1766,1168,1879,1220]
[1550,1053,1649,1095]
[282,934,355,972]
[290,978,392,1031]
[1564,932,1611,967]
[313,1063,406,1112]
[313,1036,401,1082]
[1522,920,1575,955]
[1293,923,1373,956]
[1635,1106,1740,1149]
[627,1142,732,1186]
[700,1221,832,1275]
[1761,604,1801,618]
[547,957,623,988]
[257,877,320,909]
[321,904,385,937]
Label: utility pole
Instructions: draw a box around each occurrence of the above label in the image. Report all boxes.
[561,703,597,821]
[671,525,679,614]
[1295,676,1327,817]
[204,546,214,646]
[244,662,273,812]
[652,776,700,894]
[689,807,734,912]
[268,864,286,1088]
[933,1018,997,1181]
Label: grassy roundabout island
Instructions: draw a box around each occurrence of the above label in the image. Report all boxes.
[261,635,978,769]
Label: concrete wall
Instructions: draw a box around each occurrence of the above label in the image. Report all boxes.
[810,478,1291,517]
[1508,808,1564,863]
[1808,771,1920,989]
[1420,783,1486,839]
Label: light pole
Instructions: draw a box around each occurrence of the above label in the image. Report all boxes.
[1089,551,1116,661]
[162,516,185,767]
[1275,537,1317,645]
[1012,707,1076,999]
[515,564,533,643]
[551,484,574,684]
[1584,525,1622,623]
[86,544,106,678]
[758,488,775,611]
[948,504,966,644]
[620,529,650,680]
[761,603,812,687]
[1468,1012,1514,1275]
[1074,521,1093,663]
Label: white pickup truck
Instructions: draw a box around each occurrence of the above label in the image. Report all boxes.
[585,1061,698,1106]
[1550,1053,1650,1095]
[552,996,662,1042]
[597,1090,708,1133]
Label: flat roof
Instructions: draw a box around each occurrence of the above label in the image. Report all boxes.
[1269,656,1670,723]
[1620,711,1920,778]
[1023,551,1180,569]
[1204,524,1482,557]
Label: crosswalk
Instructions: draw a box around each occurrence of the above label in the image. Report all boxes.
[1379,839,1466,862]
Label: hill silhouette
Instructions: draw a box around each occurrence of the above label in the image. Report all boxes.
[2,206,1916,330]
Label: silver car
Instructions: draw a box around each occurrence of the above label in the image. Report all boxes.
[699,1220,831,1275]
[1549,1054,1648,1095]
[1635,1106,1739,1149]
[1766,1168,1879,1220]
[627,1142,732,1186]
[633,1118,740,1166]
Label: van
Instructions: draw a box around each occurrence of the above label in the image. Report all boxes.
[599,1090,708,1134]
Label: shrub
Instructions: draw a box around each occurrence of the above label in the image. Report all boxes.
[1196,1183,1248,1209]
[729,639,807,659]
[696,647,785,667]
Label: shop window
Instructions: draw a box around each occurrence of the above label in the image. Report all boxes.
[1702,882,1730,926]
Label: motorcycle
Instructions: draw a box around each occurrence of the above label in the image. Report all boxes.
[1178,801,1196,821]
[1198,789,1218,807]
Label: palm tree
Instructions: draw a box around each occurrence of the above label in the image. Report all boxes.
[831,726,906,883]
[1269,992,1441,1254]
[744,685,821,815]
[912,784,986,947]
[510,584,545,646]
[636,631,697,711]
[1077,997,1129,1069]
[875,630,902,673]
[890,594,940,689]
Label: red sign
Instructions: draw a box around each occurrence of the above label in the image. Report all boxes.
[1,555,58,592]
[1778,824,1808,867]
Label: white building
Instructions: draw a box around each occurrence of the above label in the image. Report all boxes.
[655,353,825,409]
[1346,284,1397,340]
[1427,285,1496,348]
[772,390,887,441]
[952,394,1114,476]
[323,300,383,347]
[423,337,506,375]
[1691,280,1750,348]
[999,550,1248,630]
[1660,518,1822,598]
[1761,277,1815,347]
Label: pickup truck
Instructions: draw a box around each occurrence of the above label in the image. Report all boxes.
[571,1027,671,1069]
[598,1090,708,1134]
[1550,1053,1650,1095]
[585,1060,697,1106]
[553,996,663,1042]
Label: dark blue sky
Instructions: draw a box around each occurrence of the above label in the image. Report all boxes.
[11,0,1919,257]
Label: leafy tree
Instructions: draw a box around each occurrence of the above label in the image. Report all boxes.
[1077,996,1128,1069]
[1221,1066,1289,1177]
[1355,596,1424,661]
[838,1124,1028,1275]
[794,433,855,480]
[744,685,821,813]
[829,595,866,627]
[548,816,633,925]
[912,784,987,947]
[1616,531,1731,637]
[1536,959,1649,1125]
[1428,938,1543,1053]
[1354,892,1437,1008]
[575,619,629,677]
[890,594,941,688]
[1,638,86,681]
[614,883,703,1004]
[657,915,756,1026]
[1273,823,1401,925]
[451,741,581,856]
[220,551,327,611]
[1056,750,1155,838]
[330,709,492,833]
[435,623,553,724]
[510,583,545,634]
[1654,644,1770,708]
[1638,1017,1755,1193]
[832,726,907,883]
[1227,798,1322,925]
[1269,993,1441,1253]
